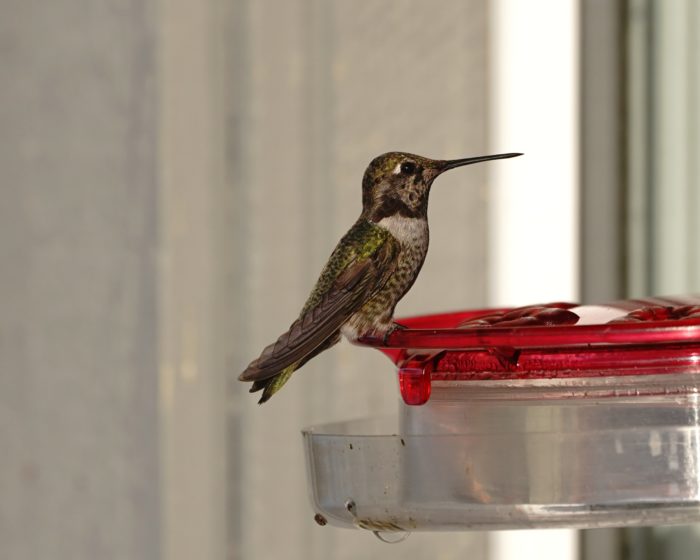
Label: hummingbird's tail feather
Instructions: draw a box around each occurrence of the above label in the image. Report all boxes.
[251,364,297,404]
[247,332,341,404]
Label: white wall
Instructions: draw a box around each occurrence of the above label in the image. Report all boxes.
[0,1,160,558]
[489,1,580,559]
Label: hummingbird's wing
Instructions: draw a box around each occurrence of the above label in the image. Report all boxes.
[238,230,399,383]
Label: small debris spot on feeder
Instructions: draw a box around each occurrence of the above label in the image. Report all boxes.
[314,513,327,526]
[400,438,406,447]
[349,443,353,450]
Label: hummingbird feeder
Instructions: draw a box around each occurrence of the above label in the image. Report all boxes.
[303,295,700,535]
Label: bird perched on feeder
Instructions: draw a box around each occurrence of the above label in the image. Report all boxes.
[239,151,522,403]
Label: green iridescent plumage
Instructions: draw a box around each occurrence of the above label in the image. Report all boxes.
[245,220,398,403]
[300,220,393,314]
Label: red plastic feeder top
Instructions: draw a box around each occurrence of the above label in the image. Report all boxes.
[357,296,700,406]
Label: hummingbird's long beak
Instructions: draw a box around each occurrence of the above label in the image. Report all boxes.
[438,152,523,173]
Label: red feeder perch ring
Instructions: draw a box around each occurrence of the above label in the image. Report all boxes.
[356,296,700,405]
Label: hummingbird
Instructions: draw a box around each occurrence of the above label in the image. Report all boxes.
[239,151,522,403]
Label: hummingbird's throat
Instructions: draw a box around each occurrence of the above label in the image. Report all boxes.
[368,192,428,222]
[375,214,428,247]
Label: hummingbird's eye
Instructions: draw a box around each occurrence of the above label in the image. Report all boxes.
[400,161,416,175]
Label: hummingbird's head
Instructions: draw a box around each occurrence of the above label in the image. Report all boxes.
[361,151,522,223]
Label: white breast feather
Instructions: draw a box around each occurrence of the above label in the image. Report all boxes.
[376,215,427,246]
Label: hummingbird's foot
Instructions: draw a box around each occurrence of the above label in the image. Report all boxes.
[382,322,407,345]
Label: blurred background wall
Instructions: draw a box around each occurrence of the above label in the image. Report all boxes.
[0,2,160,559]
[1,0,699,559]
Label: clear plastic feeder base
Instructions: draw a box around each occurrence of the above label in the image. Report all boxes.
[303,297,700,532]
[304,384,700,531]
